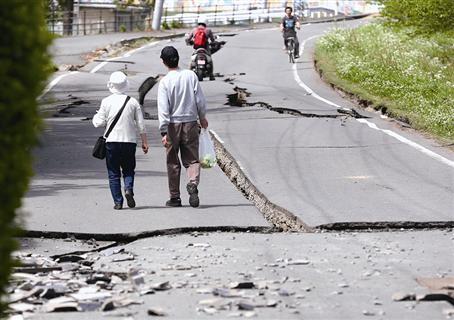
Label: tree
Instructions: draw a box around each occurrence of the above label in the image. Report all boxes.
[60,0,74,36]
[0,1,51,316]
[377,0,454,33]
[46,0,74,35]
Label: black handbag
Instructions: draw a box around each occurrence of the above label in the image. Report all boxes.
[92,96,131,159]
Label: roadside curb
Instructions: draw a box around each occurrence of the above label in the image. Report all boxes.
[56,32,187,72]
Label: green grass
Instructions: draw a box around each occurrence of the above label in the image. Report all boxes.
[315,22,454,142]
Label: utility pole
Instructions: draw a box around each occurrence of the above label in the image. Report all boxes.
[152,0,164,30]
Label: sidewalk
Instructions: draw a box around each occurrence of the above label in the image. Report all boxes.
[51,30,188,67]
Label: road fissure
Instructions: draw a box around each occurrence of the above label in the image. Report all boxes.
[225,86,368,119]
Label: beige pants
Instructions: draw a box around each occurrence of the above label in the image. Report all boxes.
[166,122,200,198]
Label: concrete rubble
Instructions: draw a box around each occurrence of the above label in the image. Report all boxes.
[6,231,454,319]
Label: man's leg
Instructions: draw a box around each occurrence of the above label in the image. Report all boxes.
[294,36,300,58]
[121,142,137,208]
[166,123,182,205]
[207,55,215,81]
[180,122,201,207]
[106,142,123,208]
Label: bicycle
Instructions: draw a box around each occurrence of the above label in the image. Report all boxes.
[286,37,295,63]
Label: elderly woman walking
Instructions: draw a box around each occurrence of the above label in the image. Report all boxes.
[93,71,149,210]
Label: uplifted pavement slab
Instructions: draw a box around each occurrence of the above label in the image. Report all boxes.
[22,117,269,235]
[198,22,454,227]
[209,110,454,226]
[10,230,454,319]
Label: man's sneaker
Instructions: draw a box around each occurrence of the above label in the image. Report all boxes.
[125,190,136,208]
[186,183,199,208]
[209,74,215,81]
[166,197,182,207]
[113,203,123,210]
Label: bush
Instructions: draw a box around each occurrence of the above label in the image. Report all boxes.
[377,0,454,33]
[0,1,51,316]
[161,20,170,30]
[170,20,183,29]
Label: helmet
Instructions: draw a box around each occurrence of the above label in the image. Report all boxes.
[197,17,207,26]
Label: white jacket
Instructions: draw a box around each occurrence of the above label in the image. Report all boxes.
[93,94,146,143]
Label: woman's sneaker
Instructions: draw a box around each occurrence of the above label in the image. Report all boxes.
[186,183,199,208]
[166,197,182,207]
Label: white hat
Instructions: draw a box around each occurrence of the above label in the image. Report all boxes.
[198,17,207,25]
[107,71,129,94]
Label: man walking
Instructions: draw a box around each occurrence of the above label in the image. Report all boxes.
[157,46,208,208]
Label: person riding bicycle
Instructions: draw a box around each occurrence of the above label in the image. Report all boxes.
[186,17,216,80]
[280,7,300,59]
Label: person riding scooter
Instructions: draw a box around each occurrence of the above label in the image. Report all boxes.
[186,17,216,81]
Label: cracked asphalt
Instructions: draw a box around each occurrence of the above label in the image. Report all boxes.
[13,17,454,319]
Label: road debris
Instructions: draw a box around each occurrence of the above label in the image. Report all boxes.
[148,307,167,316]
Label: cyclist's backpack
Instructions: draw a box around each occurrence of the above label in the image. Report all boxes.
[193,26,207,47]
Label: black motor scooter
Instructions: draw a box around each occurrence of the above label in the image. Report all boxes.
[186,36,226,81]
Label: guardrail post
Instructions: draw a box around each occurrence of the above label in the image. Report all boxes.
[180,5,184,24]
[51,6,55,34]
[231,4,235,24]
[250,5,253,24]
[130,10,133,31]
[99,9,102,33]
[83,10,86,35]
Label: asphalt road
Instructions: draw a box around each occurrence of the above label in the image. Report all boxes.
[27,18,454,233]
[16,18,454,320]
[205,21,454,226]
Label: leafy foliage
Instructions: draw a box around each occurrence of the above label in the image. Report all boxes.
[0,1,51,316]
[377,0,454,33]
[161,20,170,30]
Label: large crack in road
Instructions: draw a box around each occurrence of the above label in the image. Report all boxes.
[225,86,368,119]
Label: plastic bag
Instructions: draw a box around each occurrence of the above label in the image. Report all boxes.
[199,128,216,169]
